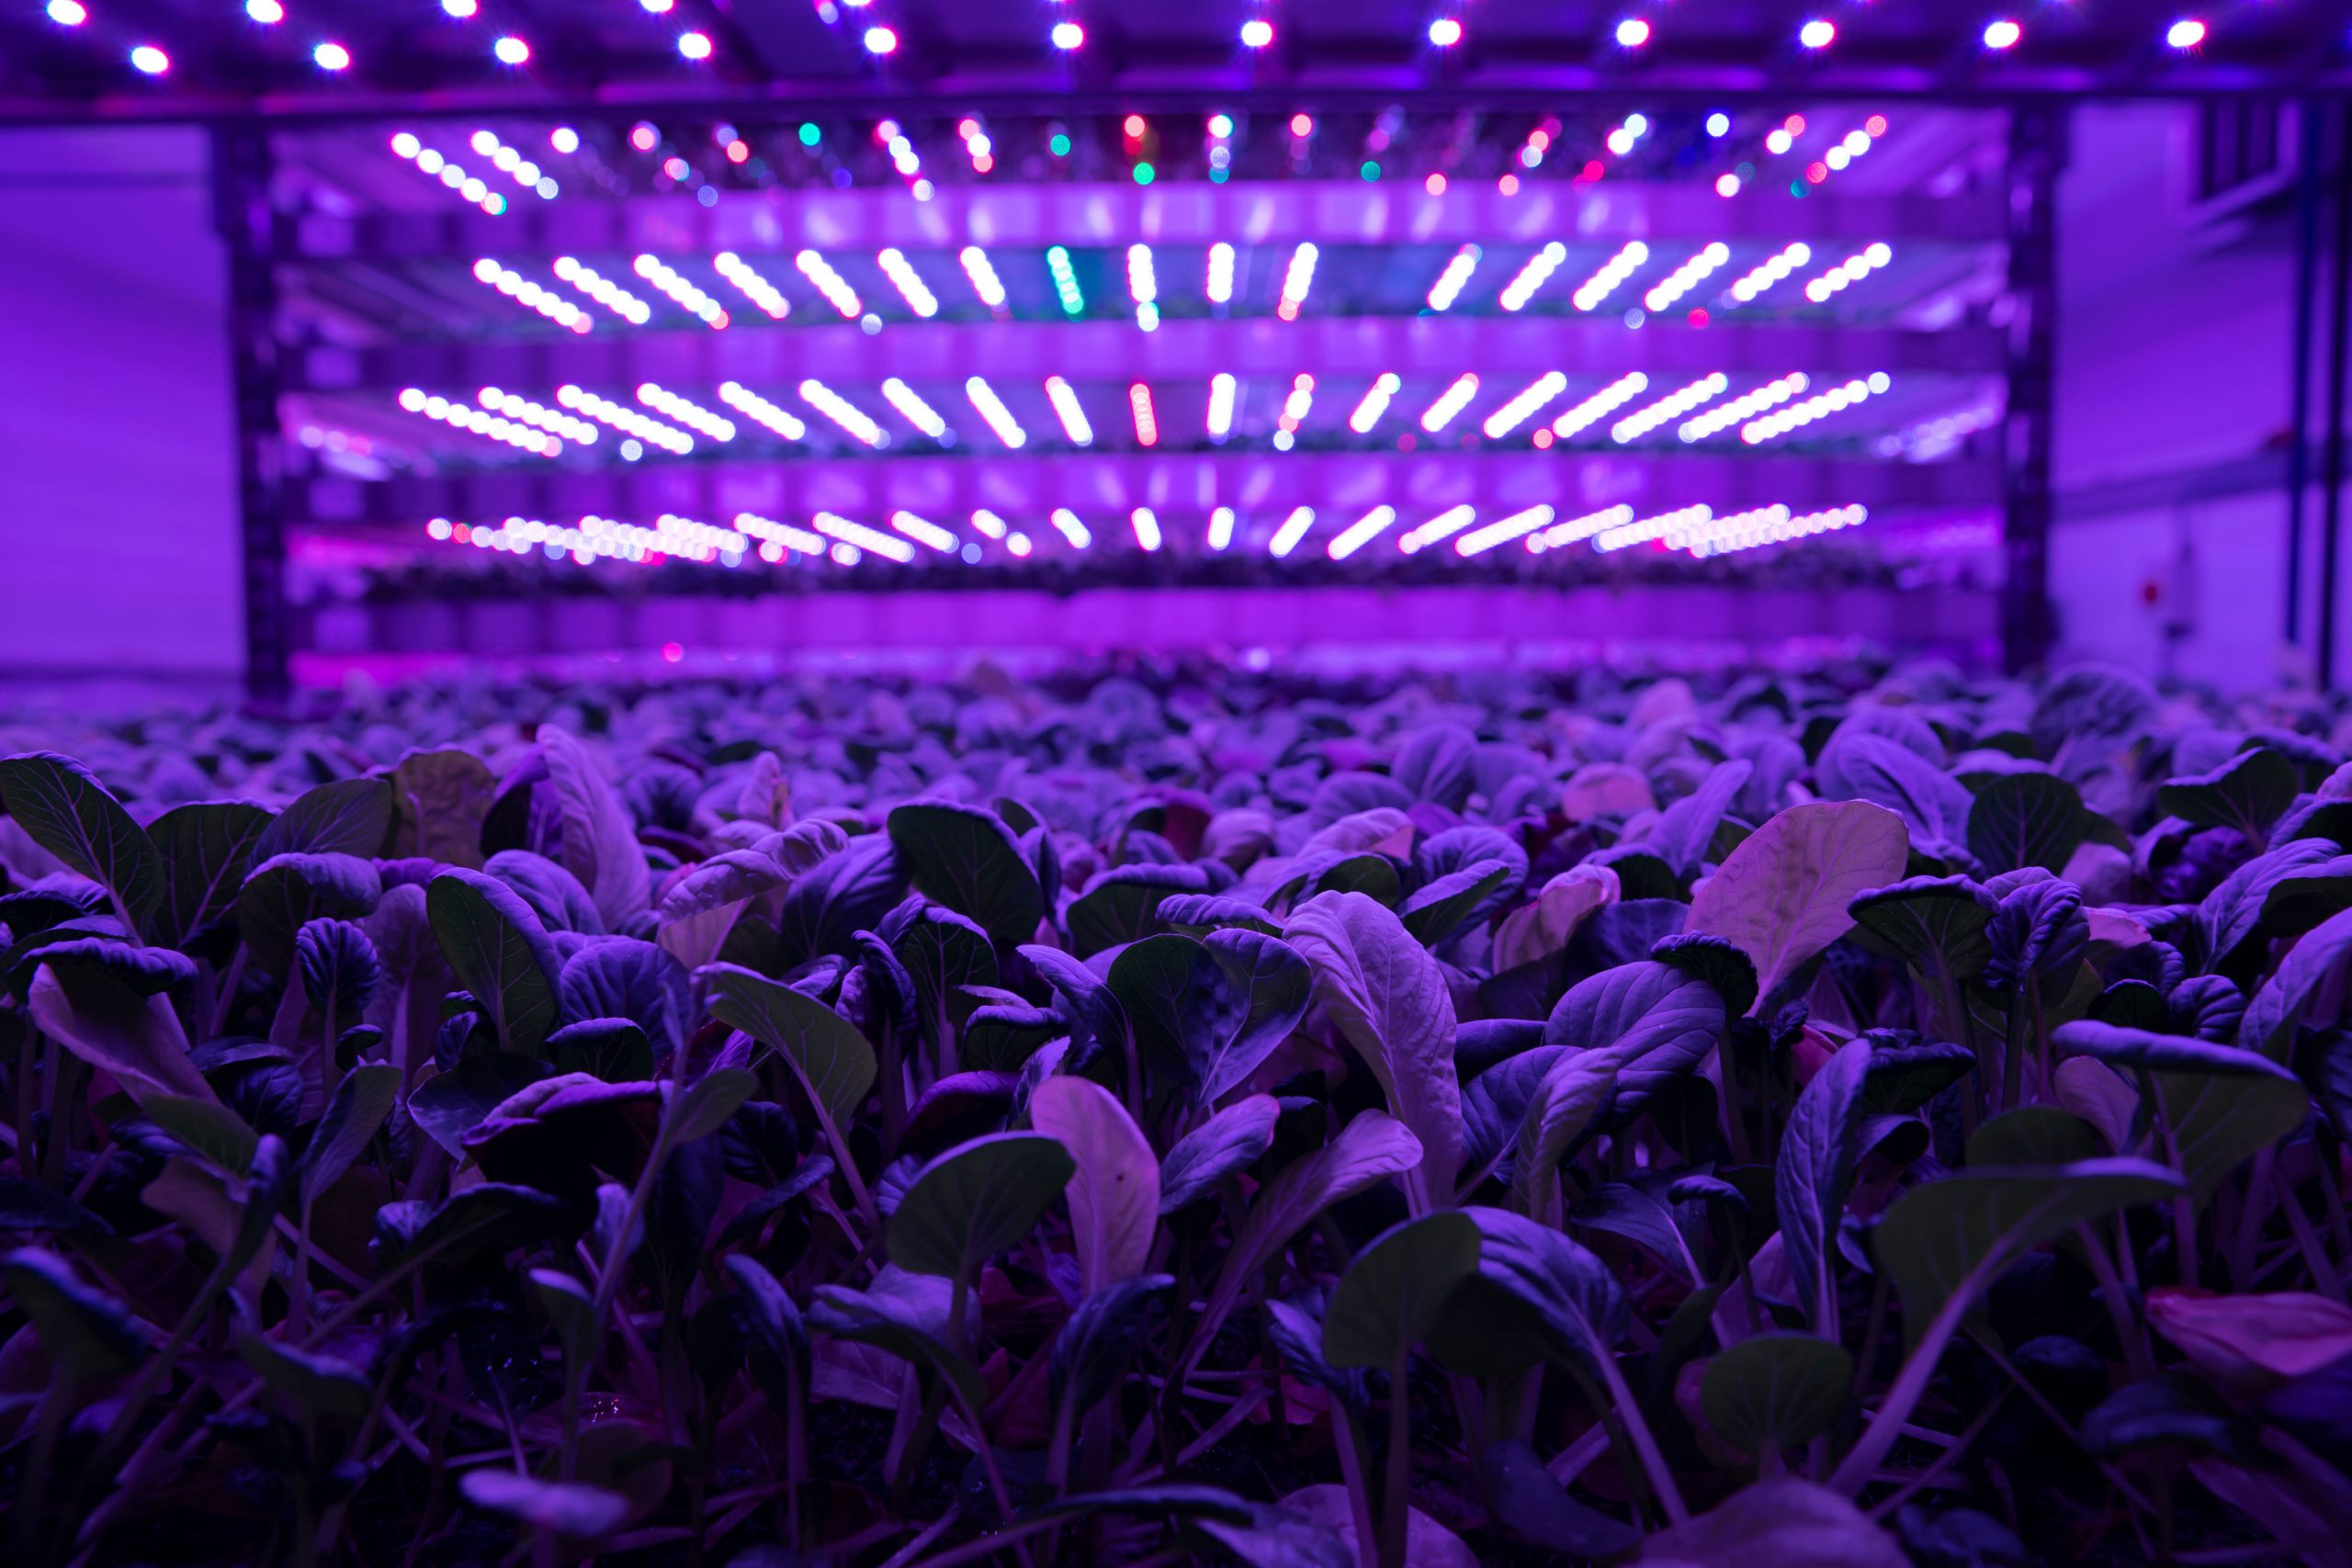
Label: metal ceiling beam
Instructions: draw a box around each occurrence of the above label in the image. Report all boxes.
[293,317,2001,394]
[295,446,2000,528]
[283,179,2003,262]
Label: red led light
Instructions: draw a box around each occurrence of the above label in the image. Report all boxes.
[1290,112,1314,137]
[1805,161,1828,184]
[726,140,749,163]
[1123,113,1147,139]
[1498,173,1521,195]
[1784,114,1806,135]
[1688,308,1710,328]
[662,642,684,662]
[1865,114,1888,137]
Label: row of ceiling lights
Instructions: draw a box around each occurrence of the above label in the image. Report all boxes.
[35,2,2222,78]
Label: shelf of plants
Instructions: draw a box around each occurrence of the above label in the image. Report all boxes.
[259,101,2018,680]
[3,655,2348,1564]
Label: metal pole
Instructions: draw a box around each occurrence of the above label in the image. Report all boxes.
[210,122,290,708]
[2321,106,2352,692]
[2000,105,2066,675]
[2287,101,2323,647]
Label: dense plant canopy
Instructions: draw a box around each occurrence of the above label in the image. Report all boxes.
[3,658,2352,1565]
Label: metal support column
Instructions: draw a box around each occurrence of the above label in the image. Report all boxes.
[2000,105,2067,676]
[211,122,290,707]
[2320,106,2352,692]
[2286,101,2324,649]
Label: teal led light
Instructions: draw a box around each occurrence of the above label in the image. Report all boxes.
[1050,131,1071,156]
[797,122,820,147]
[1046,244,1085,315]
[1133,161,1155,185]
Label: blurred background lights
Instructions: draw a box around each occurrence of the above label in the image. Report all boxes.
[640,0,674,11]
[2165,18,2206,50]
[680,31,713,59]
[1241,18,1273,48]
[493,36,529,64]
[440,0,478,16]
[1984,18,2022,51]
[1428,17,1463,47]
[45,1,85,24]
[130,44,169,73]
[863,26,897,54]
[246,0,285,22]
[314,41,351,70]
[1706,112,1731,136]
[1051,21,1083,49]
[1615,18,1650,48]
[1799,18,1835,49]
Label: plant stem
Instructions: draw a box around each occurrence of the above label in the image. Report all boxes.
[1379,1349,1411,1568]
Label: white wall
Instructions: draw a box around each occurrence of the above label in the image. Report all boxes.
[2049,102,2334,691]
[0,127,243,684]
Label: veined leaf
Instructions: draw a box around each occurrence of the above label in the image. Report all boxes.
[1689,800,1908,1010]
[1027,1076,1158,1292]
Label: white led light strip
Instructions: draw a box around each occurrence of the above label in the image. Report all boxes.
[551,257,652,324]
[1803,243,1894,304]
[1685,503,1869,558]
[1454,504,1558,557]
[796,250,863,318]
[718,382,808,440]
[472,259,590,333]
[1420,373,1480,434]
[1396,504,1477,555]
[1427,244,1480,311]
[1206,243,1236,305]
[877,249,939,317]
[1498,243,1567,312]
[1206,373,1238,438]
[1128,243,1159,331]
[1726,243,1812,304]
[636,383,736,441]
[1679,374,1810,442]
[1326,505,1397,559]
[1593,503,1715,553]
[1527,504,1637,551]
[967,378,1028,448]
[1612,374,1729,443]
[475,388,596,444]
[1481,371,1568,438]
[555,385,692,453]
[798,378,888,446]
[1742,374,1890,443]
[1049,508,1092,547]
[959,246,1008,308]
[889,510,960,552]
[397,389,564,456]
[1277,243,1317,320]
[1349,373,1402,434]
[1643,243,1732,312]
[813,513,916,563]
[880,378,949,439]
[713,253,790,320]
[1267,505,1317,557]
[1549,373,1649,440]
[1571,242,1649,311]
[733,512,827,558]
[1131,507,1163,551]
[631,255,727,326]
[1045,377,1094,446]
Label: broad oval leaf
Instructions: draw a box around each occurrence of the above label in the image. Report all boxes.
[1701,1335,1856,1457]
[1027,1075,1159,1292]
[701,963,878,1131]
[1283,891,1463,1213]
[1776,1037,1873,1329]
[254,775,393,862]
[427,868,560,1056]
[0,751,162,923]
[1636,1478,1906,1568]
[888,1131,1076,1280]
[1542,960,1725,1128]
[1967,771,2086,875]
[1321,1210,1483,1369]
[1689,800,1909,1010]
[146,800,273,949]
[538,727,651,932]
[886,801,1045,952]
[1159,1094,1281,1213]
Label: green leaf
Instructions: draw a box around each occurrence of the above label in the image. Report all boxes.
[390,1182,570,1269]
[404,1053,552,1159]
[1848,875,1999,986]
[239,852,382,976]
[28,961,218,1109]
[427,868,561,1055]
[254,776,393,862]
[1108,929,1311,1105]
[1027,1075,1158,1292]
[1283,891,1463,1213]
[1966,772,2086,875]
[1542,960,1724,1128]
[808,1267,987,1415]
[701,963,877,1130]
[1690,800,1908,1009]
[145,801,274,949]
[2058,1021,2312,1196]
[237,1330,372,1420]
[385,748,494,868]
[2239,904,2352,1060]
[1860,1038,1977,1114]
[1050,1274,1172,1422]
[1702,1336,1856,1458]
[546,1018,655,1083]
[146,1094,260,1175]
[529,1268,601,1369]
[1321,1210,1483,1368]
[1636,1478,1906,1567]
[1509,1047,1617,1221]
[2,1247,149,1381]
[1067,866,1194,956]
[723,1254,810,1410]
[1423,1205,1626,1381]
[537,726,651,931]
[1400,860,1511,946]
[1480,1440,1645,1558]
[2159,747,2301,845]
[886,801,1044,951]
[0,751,162,924]
[459,1472,630,1538]
[1158,1094,1280,1213]
[2259,854,2352,940]
[1777,1038,1873,1329]
[1966,1105,2104,1168]
[888,1131,1075,1280]
[1570,1177,1702,1283]
[664,1067,758,1146]
[0,1179,111,1235]
[1874,1158,2185,1348]
[653,850,787,973]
